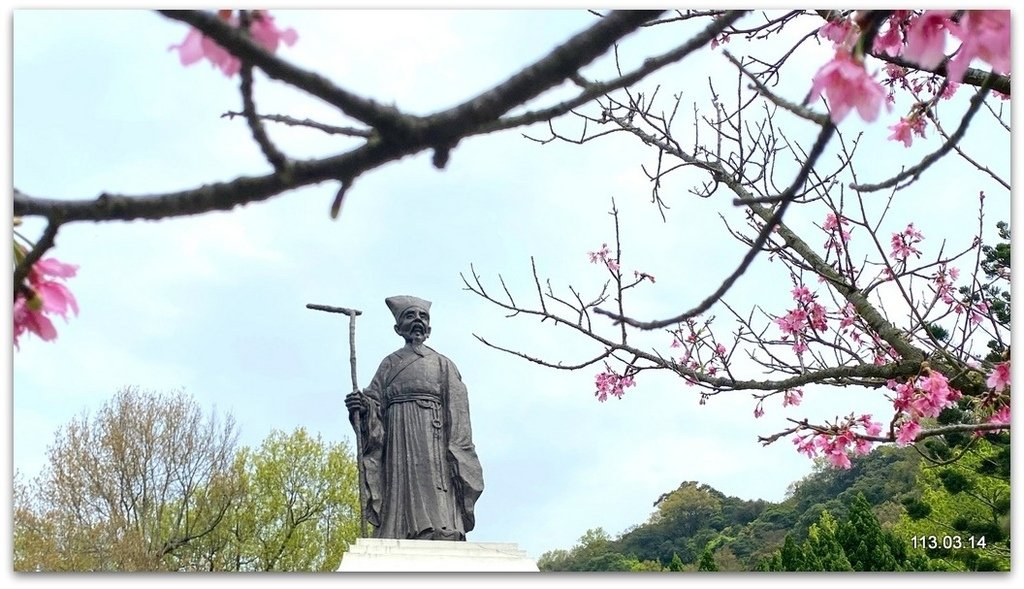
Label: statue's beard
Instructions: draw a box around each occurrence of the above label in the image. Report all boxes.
[401,322,429,344]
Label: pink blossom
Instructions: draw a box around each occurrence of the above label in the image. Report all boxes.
[947,10,1011,84]
[859,415,883,437]
[853,438,873,456]
[775,308,808,337]
[887,116,927,147]
[169,10,297,78]
[793,435,817,458]
[969,300,989,325]
[14,255,80,349]
[791,285,813,304]
[818,18,856,48]
[715,343,727,358]
[782,388,803,407]
[754,402,765,418]
[808,303,827,332]
[890,223,924,261]
[986,362,1010,392]
[13,297,58,346]
[810,49,889,123]
[903,10,954,69]
[872,16,904,57]
[822,212,852,251]
[987,404,1010,426]
[587,243,620,273]
[594,368,635,402]
[826,448,852,469]
[895,420,921,446]
[249,11,299,54]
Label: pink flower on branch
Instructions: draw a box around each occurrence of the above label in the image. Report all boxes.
[782,388,803,407]
[889,223,924,261]
[987,362,1010,392]
[987,404,1010,427]
[13,255,80,349]
[903,10,954,70]
[947,10,1011,84]
[887,116,927,147]
[169,10,297,78]
[818,17,857,48]
[895,420,921,446]
[872,14,905,57]
[594,365,636,402]
[587,243,620,273]
[810,49,889,124]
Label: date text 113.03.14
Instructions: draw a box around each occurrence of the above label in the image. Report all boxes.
[911,535,987,550]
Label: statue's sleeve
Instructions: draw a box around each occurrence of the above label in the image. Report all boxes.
[444,359,485,532]
[357,357,389,528]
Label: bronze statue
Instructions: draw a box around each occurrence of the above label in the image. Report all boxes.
[345,295,484,541]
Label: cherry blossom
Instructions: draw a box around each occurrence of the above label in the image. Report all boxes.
[13,254,79,349]
[887,115,927,147]
[170,10,297,78]
[902,10,954,70]
[872,14,905,57]
[782,388,803,407]
[810,49,888,123]
[986,361,1010,392]
[987,405,1010,426]
[594,366,635,402]
[946,10,1011,84]
[818,17,856,48]
[889,223,924,261]
[587,243,620,272]
[895,420,922,446]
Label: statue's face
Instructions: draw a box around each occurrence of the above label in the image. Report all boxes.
[395,306,431,344]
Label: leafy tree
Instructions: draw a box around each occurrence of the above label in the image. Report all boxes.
[668,552,685,571]
[895,437,1010,571]
[13,388,360,572]
[798,511,853,572]
[837,493,900,571]
[14,387,241,571]
[697,546,719,571]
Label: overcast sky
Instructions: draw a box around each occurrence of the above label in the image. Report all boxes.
[5,6,1017,580]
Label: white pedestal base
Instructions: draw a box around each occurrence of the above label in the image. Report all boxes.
[337,538,540,572]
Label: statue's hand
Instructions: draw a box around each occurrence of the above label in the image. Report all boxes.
[345,390,367,415]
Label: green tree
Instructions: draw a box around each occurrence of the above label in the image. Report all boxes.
[13,387,241,571]
[838,493,900,571]
[13,388,361,572]
[537,527,632,571]
[697,546,718,571]
[799,511,852,572]
[235,428,359,571]
[895,437,1011,571]
[668,552,685,571]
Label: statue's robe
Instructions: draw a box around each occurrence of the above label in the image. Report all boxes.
[357,343,484,540]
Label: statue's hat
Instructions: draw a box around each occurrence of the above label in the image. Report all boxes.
[385,295,432,322]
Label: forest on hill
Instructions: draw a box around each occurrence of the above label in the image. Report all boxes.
[537,437,1010,572]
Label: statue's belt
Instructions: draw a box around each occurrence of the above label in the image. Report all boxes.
[385,391,445,430]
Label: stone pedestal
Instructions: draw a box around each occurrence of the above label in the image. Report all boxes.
[337,538,540,572]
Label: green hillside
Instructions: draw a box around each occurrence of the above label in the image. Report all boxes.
[538,439,1010,572]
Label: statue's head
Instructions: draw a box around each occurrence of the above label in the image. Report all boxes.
[386,295,432,345]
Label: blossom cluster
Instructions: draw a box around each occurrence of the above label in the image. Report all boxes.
[810,10,1010,130]
[774,284,828,357]
[793,414,883,469]
[587,243,620,273]
[13,248,79,349]
[594,365,636,402]
[170,10,297,77]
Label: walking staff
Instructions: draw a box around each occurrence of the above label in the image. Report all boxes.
[306,303,367,538]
